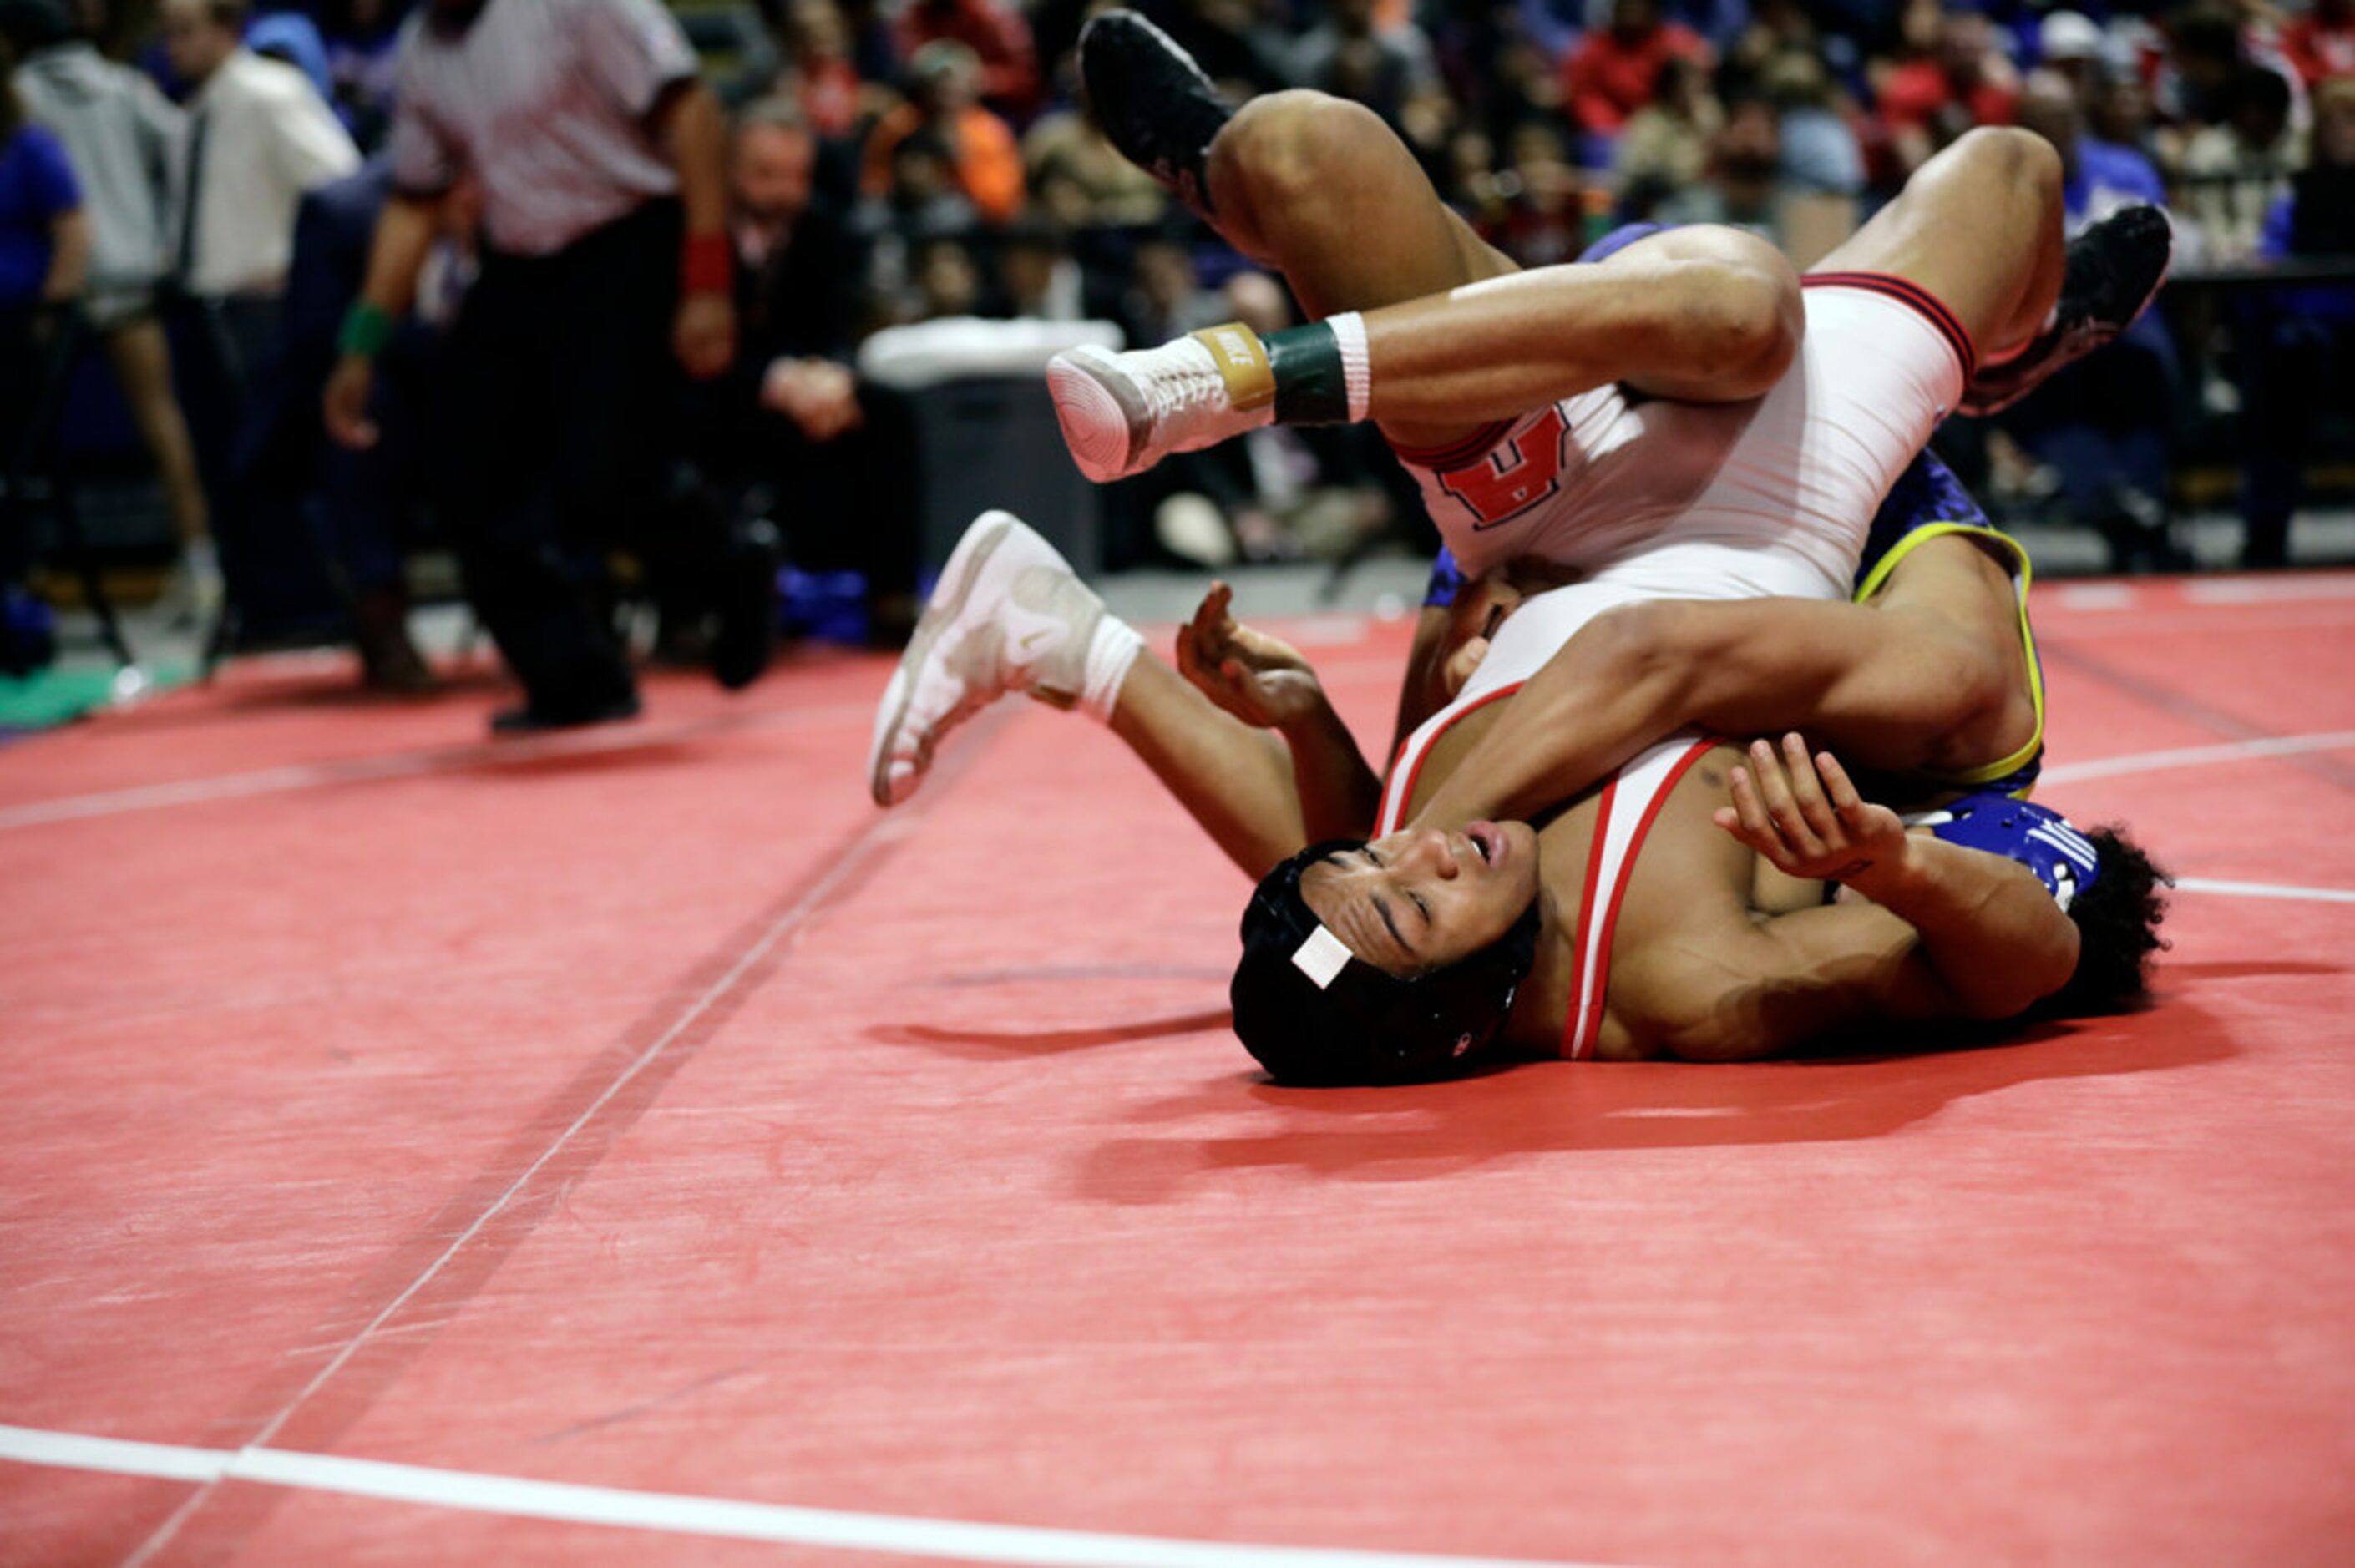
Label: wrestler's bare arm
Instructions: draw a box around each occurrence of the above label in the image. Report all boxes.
[1647,847,2076,1062]
[1411,595,2017,831]
[1354,225,1804,427]
[1178,584,1383,843]
[1634,741,2077,1062]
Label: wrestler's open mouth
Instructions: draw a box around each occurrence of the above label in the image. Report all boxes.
[1466,822,1501,867]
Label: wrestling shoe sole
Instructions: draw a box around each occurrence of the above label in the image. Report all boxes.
[1049,347,1151,483]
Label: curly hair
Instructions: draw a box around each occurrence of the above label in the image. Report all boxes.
[2038,824,2172,1017]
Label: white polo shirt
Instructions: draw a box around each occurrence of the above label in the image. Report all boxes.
[181,48,360,296]
[387,0,696,257]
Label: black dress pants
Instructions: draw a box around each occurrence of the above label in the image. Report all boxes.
[438,200,705,716]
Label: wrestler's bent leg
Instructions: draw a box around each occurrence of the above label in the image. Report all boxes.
[1207,95,1795,437]
[1052,84,1517,477]
[1811,127,2066,360]
[1205,93,1514,341]
[1057,86,1795,478]
[1813,125,2170,412]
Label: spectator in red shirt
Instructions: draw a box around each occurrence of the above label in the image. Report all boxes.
[1879,11,2019,175]
[1562,0,1711,143]
[892,0,1038,119]
[2281,0,2355,88]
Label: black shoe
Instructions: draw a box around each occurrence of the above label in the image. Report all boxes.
[1078,9,1232,215]
[489,690,641,735]
[711,518,782,692]
[1961,205,2173,416]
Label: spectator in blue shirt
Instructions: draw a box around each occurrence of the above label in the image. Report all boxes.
[2,38,88,608]
[0,43,85,311]
[2065,122,2170,221]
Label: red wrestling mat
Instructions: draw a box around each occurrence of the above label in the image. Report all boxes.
[3,578,2352,1568]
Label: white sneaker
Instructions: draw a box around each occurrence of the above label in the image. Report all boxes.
[867,510,1107,807]
[1047,330,1275,483]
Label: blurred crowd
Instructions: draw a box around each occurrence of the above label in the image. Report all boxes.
[2,0,2352,711]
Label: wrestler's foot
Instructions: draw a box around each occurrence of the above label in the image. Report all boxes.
[1049,332,1275,483]
[1079,9,1231,217]
[1961,205,2173,417]
[868,510,1108,807]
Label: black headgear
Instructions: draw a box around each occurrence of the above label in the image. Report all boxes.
[1230,839,1543,1086]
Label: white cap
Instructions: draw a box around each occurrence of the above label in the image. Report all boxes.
[2042,11,2104,62]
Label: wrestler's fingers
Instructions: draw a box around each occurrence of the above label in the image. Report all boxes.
[1725,763,1782,854]
[1189,581,1234,650]
[1174,621,1204,682]
[1817,751,1867,819]
[1750,739,1825,857]
[1178,628,1241,711]
[1441,635,1490,700]
[1714,802,1769,852]
[1781,732,1842,843]
[1480,589,1515,640]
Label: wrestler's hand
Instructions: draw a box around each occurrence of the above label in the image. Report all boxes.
[1176,581,1328,732]
[1439,633,1492,702]
[1714,734,1907,883]
[1435,559,1582,700]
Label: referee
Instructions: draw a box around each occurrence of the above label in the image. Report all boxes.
[324,0,757,731]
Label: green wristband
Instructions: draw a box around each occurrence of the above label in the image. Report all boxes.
[337,302,395,360]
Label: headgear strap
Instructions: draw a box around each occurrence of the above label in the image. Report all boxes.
[1908,792,2104,912]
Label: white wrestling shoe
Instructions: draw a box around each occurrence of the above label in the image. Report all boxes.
[867,510,1111,807]
[1047,331,1276,483]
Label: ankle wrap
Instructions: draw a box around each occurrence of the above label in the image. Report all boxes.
[1264,311,1370,425]
[1264,321,1345,424]
[1188,325,1277,412]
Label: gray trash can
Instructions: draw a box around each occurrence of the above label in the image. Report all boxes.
[904,377,1101,577]
[858,317,1122,578]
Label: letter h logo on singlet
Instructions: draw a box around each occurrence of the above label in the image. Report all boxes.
[1437,407,1571,530]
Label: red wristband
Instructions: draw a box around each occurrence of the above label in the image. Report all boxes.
[682,231,733,297]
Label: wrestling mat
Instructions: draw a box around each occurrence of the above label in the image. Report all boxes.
[3,572,2351,1565]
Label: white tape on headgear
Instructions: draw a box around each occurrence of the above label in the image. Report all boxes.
[1291,924,1354,990]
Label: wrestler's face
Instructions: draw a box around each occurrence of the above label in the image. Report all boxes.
[1298,822,1541,977]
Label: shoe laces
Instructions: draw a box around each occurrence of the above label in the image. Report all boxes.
[1141,340,1233,432]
